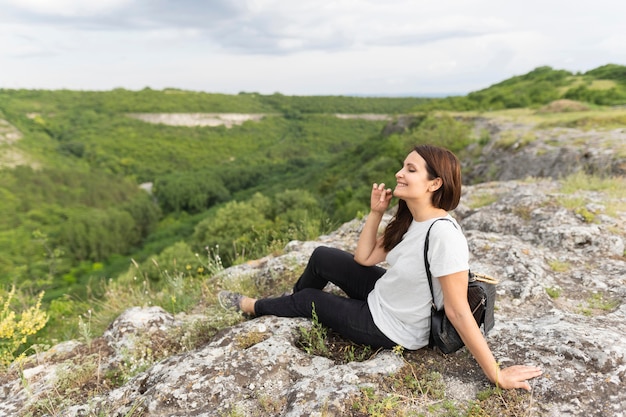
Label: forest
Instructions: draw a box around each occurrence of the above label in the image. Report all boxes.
[1,63,626,365]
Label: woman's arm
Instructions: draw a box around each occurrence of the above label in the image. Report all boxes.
[439,271,542,390]
[354,183,392,266]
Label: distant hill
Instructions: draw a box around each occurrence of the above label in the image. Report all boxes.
[412,63,626,111]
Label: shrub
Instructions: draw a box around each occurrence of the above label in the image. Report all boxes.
[0,286,48,367]
[135,241,200,283]
[153,171,230,214]
[192,191,326,265]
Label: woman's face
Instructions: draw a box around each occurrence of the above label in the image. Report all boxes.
[393,151,437,201]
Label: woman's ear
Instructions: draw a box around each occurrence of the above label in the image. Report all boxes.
[430,177,443,192]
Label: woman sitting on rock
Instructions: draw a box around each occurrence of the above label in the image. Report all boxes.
[219,144,542,390]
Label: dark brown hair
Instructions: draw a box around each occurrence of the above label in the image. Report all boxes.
[381,144,462,251]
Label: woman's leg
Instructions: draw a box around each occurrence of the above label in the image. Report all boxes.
[293,246,386,300]
[254,288,396,349]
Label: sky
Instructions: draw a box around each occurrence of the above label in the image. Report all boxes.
[1,0,625,97]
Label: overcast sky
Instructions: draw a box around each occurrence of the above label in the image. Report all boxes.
[1,0,624,96]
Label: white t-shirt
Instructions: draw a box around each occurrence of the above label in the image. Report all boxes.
[367,215,469,350]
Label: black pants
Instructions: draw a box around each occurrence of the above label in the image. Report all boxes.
[254,246,396,348]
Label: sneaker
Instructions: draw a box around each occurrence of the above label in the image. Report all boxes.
[218,290,244,312]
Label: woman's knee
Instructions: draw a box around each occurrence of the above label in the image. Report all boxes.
[310,245,336,261]
[310,245,351,265]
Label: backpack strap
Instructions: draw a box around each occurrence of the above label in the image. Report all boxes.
[424,218,456,311]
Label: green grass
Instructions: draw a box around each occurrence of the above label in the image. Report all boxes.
[465,191,500,209]
[556,172,626,220]
[548,260,570,273]
[537,109,626,130]
[560,171,626,196]
[586,292,620,311]
[545,287,562,299]
[494,130,538,150]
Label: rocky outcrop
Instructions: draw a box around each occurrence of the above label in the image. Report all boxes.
[1,176,624,416]
[465,118,626,182]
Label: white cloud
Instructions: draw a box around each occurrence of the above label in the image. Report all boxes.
[4,0,132,17]
[0,0,624,95]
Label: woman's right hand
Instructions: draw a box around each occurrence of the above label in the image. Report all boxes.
[355,183,392,265]
[371,183,392,214]
[495,365,543,391]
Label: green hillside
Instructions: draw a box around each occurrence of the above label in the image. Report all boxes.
[413,63,626,111]
[1,64,625,357]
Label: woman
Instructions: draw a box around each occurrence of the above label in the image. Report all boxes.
[219,144,542,390]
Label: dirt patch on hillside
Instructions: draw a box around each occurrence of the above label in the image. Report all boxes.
[128,113,393,128]
[0,119,39,169]
[536,99,590,113]
[0,148,38,168]
[127,113,266,128]
[335,114,392,121]
[0,119,23,144]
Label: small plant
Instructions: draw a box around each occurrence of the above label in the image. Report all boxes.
[341,344,373,362]
[494,130,537,150]
[472,385,534,417]
[223,405,246,417]
[576,291,619,316]
[117,338,157,382]
[586,292,619,311]
[77,309,94,347]
[350,356,451,415]
[545,287,562,299]
[392,345,404,356]
[257,392,286,414]
[123,399,146,417]
[0,286,48,368]
[478,128,491,146]
[297,303,329,356]
[560,171,626,197]
[177,312,240,353]
[512,206,532,221]
[577,303,592,317]
[201,244,225,277]
[396,362,446,400]
[28,354,104,415]
[467,192,499,209]
[556,195,584,210]
[464,400,489,416]
[574,207,595,223]
[235,330,269,349]
[351,386,401,416]
[548,259,570,273]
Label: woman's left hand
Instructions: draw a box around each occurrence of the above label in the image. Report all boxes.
[496,365,543,391]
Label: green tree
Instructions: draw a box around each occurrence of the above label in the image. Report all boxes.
[154,171,230,214]
[59,208,138,261]
[192,193,273,263]
[584,64,626,83]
